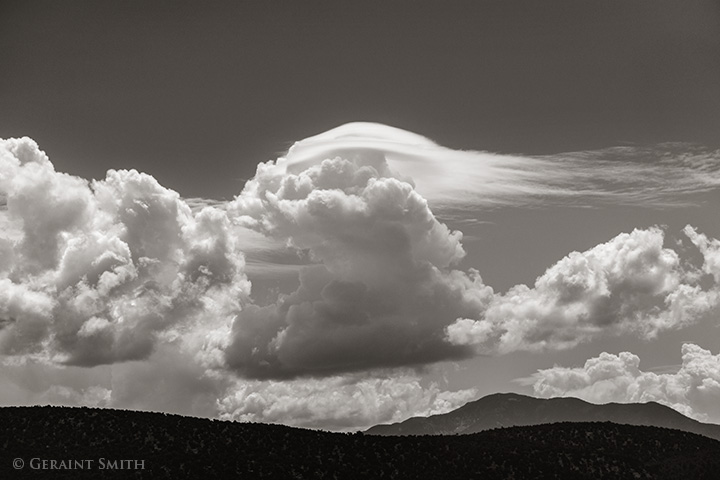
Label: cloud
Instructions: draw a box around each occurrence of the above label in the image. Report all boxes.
[534,144,720,208]
[531,344,720,424]
[0,351,476,431]
[107,344,229,418]
[0,134,482,429]
[284,123,720,210]
[221,152,493,378]
[0,137,251,366]
[0,345,229,419]
[4,131,719,381]
[0,356,113,409]
[446,227,719,354]
[217,369,478,431]
[2,127,720,431]
[188,127,720,278]
[218,124,720,378]
[684,225,720,283]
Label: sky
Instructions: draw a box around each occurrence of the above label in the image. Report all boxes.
[1,0,720,430]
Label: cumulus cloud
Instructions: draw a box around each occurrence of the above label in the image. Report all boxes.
[0,351,476,430]
[684,225,720,282]
[216,124,720,378]
[2,126,720,431]
[0,137,250,366]
[220,150,493,378]
[217,369,478,431]
[446,227,720,354]
[0,134,482,429]
[531,344,720,424]
[4,131,719,380]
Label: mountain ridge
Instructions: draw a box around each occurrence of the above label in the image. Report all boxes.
[365,392,720,440]
[2,405,720,479]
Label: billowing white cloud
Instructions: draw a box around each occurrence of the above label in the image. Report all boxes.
[219,124,720,378]
[217,369,478,431]
[531,344,720,424]
[2,126,720,431]
[684,225,720,282]
[0,134,483,430]
[446,227,720,354]
[0,352,476,430]
[4,133,720,378]
[221,151,493,378]
[0,137,251,366]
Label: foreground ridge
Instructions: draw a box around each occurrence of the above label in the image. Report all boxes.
[1,406,720,479]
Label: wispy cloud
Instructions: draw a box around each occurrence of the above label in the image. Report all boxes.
[536,144,720,207]
[283,123,720,210]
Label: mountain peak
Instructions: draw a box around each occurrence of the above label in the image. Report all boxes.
[366,393,720,440]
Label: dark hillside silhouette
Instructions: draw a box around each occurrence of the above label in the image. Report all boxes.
[1,406,720,479]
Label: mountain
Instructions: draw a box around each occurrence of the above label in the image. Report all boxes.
[366,392,720,440]
[2,406,720,479]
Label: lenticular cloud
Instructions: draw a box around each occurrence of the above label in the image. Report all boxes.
[283,123,720,209]
[1,126,720,382]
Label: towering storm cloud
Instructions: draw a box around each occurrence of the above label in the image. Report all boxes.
[220,145,492,378]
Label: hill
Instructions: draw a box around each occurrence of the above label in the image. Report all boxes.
[365,392,720,440]
[1,406,720,478]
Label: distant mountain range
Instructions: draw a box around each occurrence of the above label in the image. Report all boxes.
[2,405,720,479]
[366,392,720,440]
